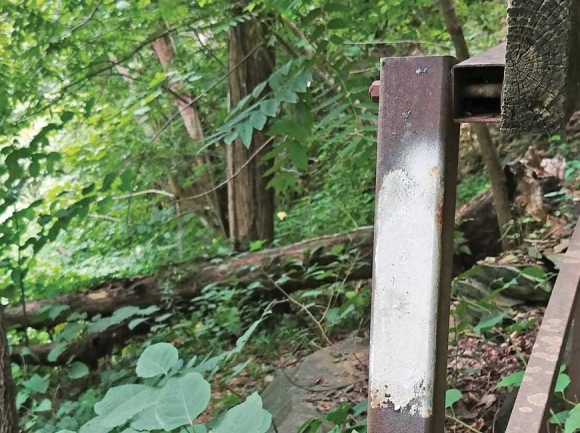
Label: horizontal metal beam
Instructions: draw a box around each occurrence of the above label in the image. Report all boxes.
[371,43,507,125]
[506,220,580,433]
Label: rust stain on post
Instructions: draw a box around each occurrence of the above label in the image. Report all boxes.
[368,56,459,432]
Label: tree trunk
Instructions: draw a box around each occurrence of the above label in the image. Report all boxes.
[438,0,515,250]
[0,309,18,433]
[151,35,227,233]
[227,11,275,250]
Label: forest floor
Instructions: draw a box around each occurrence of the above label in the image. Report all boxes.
[198,120,580,433]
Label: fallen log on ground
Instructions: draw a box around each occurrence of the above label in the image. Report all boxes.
[10,326,136,368]
[8,150,567,365]
[5,187,505,331]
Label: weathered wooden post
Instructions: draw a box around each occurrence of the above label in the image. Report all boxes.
[367,56,460,432]
[502,0,580,135]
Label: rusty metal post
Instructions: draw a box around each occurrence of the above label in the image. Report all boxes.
[368,56,460,432]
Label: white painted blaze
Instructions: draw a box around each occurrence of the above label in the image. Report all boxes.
[369,136,443,418]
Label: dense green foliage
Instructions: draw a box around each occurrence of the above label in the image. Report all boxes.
[0,0,526,432]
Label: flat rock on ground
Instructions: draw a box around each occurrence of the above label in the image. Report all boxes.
[262,337,368,433]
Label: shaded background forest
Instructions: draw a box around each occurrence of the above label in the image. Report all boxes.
[5,0,580,432]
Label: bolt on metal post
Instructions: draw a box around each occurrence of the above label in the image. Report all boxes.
[368,56,460,432]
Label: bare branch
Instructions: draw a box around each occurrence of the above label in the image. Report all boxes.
[114,189,175,200]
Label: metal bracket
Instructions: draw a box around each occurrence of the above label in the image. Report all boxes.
[369,43,507,124]
[452,43,506,123]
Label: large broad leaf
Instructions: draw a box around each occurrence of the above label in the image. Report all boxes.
[566,404,580,433]
[79,415,114,433]
[22,374,49,394]
[131,409,163,431]
[156,373,211,431]
[94,384,158,428]
[136,343,179,378]
[212,393,270,433]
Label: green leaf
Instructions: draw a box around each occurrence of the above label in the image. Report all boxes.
[260,99,279,117]
[131,409,163,431]
[79,415,112,433]
[268,119,310,141]
[286,141,309,170]
[550,410,570,424]
[236,123,253,147]
[128,317,148,330]
[47,304,70,320]
[212,393,270,433]
[302,8,322,25]
[68,362,90,379]
[101,173,116,192]
[556,373,571,393]
[445,389,462,408]
[82,183,96,196]
[29,159,40,177]
[290,71,313,93]
[325,404,349,424]
[224,131,238,145]
[252,81,268,98]
[136,343,179,378]
[47,342,68,363]
[155,373,211,430]
[298,419,323,433]
[566,404,580,433]
[474,311,507,334]
[521,266,547,280]
[22,374,49,394]
[274,88,298,103]
[95,384,158,428]
[33,398,52,413]
[16,391,29,409]
[327,18,348,29]
[139,305,161,315]
[250,112,268,131]
[60,111,74,122]
[496,371,524,388]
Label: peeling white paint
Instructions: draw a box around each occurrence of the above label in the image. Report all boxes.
[369,137,443,418]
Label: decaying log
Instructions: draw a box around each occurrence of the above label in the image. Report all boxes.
[502,0,580,134]
[4,229,374,330]
[10,326,137,368]
[5,192,508,331]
